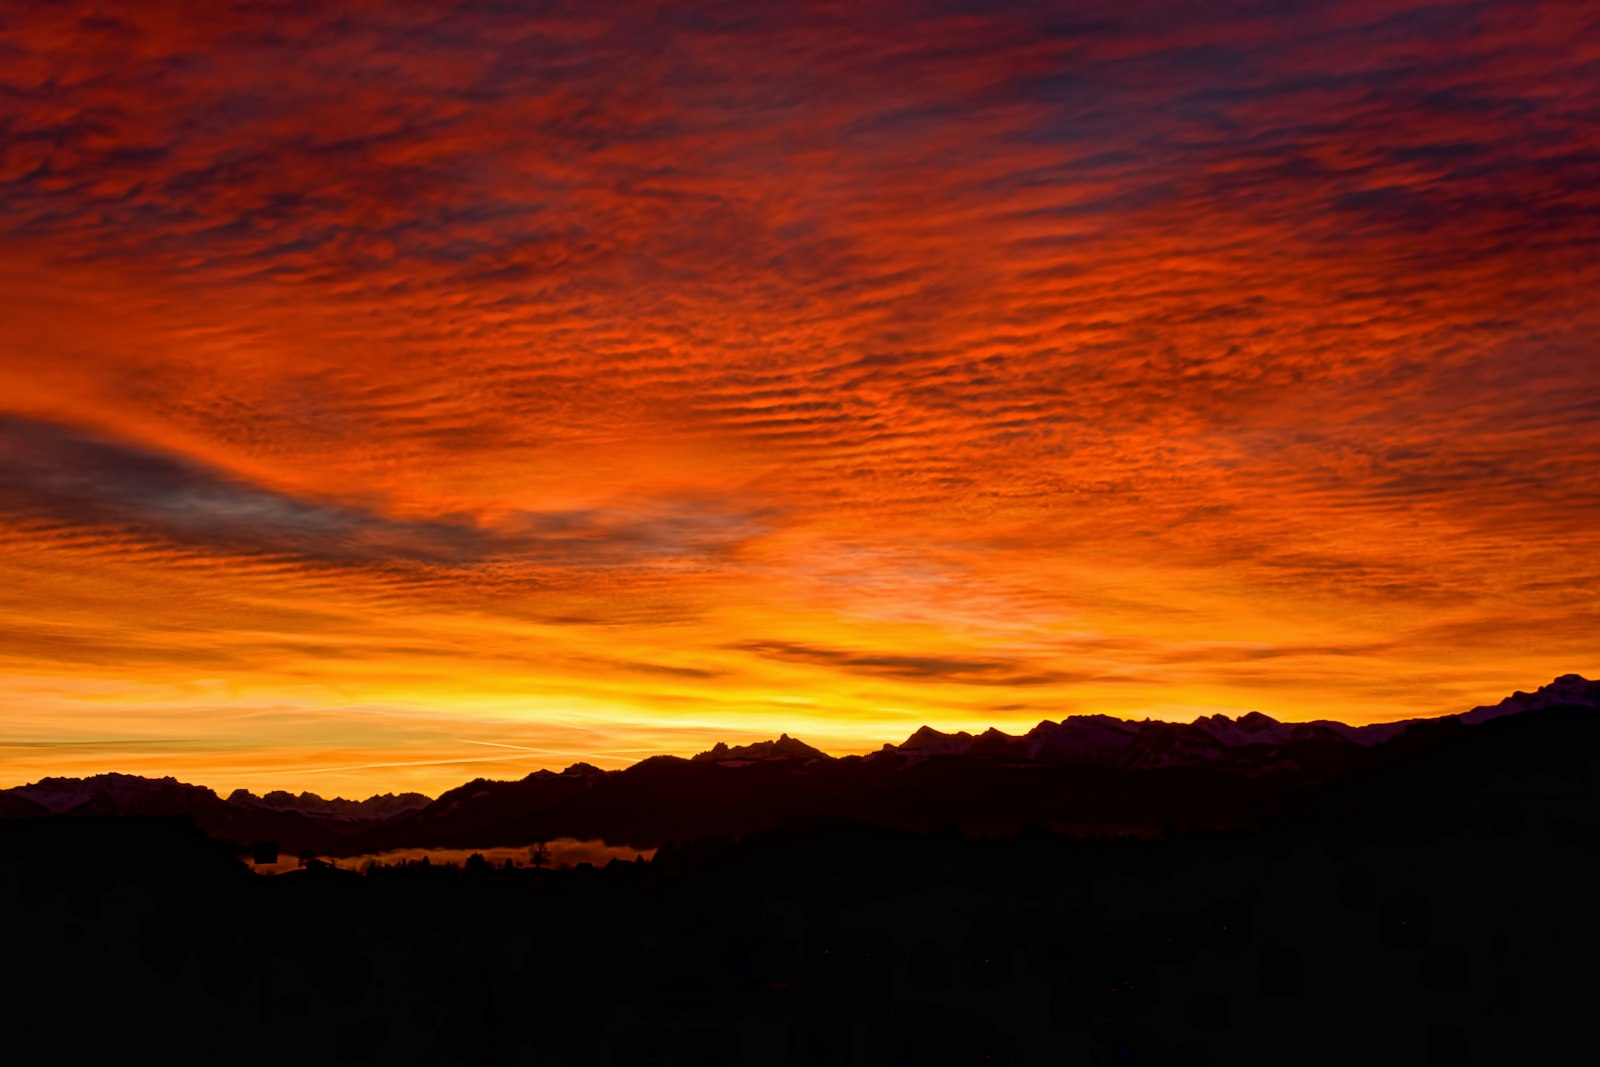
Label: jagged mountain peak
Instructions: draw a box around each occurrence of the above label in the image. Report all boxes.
[4,676,1593,827]
[692,734,828,762]
[1192,710,1280,728]
[8,772,217,814]
[1460,673,1598,725]
[227,787,431,822]
[1060,713,1139,730]
[902,725,974,745]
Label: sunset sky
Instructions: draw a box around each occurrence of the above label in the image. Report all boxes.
[2,0,1597,795]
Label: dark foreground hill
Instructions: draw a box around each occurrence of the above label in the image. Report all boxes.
[2,678,1598,1063]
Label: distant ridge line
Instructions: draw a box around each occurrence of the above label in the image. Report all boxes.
[1,673,1592,798]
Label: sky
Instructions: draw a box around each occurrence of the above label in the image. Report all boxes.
[2,0,1597,796]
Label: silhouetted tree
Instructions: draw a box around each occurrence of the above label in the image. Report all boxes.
[529,842,551,869]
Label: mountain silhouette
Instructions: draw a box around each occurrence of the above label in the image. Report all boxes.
[3,674,1598,1063]
[692,732,828,762]
[225,788,431,821]
[4,674,1594,855]
[358,673,1599,849]
[0,772,432,853]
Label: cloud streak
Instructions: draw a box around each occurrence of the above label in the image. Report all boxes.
[732,640,1088,687]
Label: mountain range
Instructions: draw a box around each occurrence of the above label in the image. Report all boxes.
[3,673,1595,854]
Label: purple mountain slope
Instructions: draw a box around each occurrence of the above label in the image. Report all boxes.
[0,773,441,854]
[10,772,216,815]
[693,733,828,763]
[226,789,431,822]
[1460,673,1598,724]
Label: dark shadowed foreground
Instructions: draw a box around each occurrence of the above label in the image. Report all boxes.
[4,703,1598,1064]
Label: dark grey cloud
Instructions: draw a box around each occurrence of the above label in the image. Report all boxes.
[580,657,727,680]
[0,413,768,571]
[0,412,495,564]
[731,639,1081,686]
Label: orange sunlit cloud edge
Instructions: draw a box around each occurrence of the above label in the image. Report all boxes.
[2,0,1597,796]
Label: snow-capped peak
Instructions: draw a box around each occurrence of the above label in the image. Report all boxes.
[8,772,215,814]
[1460,673,1600,725]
